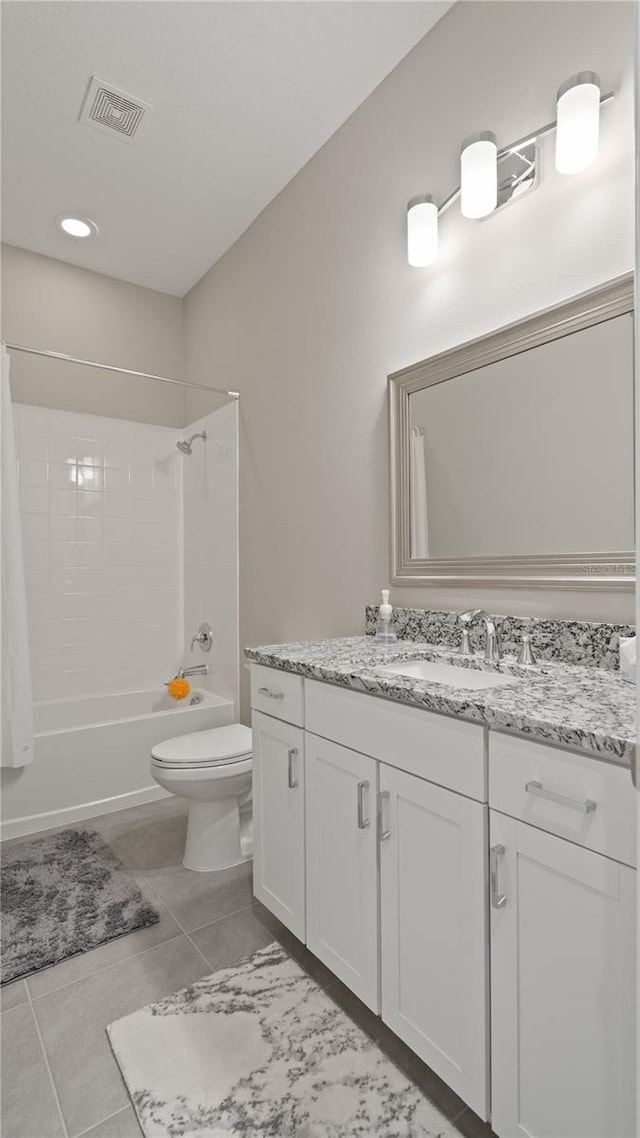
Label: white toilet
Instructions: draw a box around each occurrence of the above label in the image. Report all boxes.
[151,724,252,873]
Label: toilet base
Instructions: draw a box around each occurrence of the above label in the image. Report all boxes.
[183,798,253,873]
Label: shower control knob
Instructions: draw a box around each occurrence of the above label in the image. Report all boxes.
[191,622,213,653]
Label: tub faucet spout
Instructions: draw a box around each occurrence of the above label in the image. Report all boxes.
[179,664,209,678]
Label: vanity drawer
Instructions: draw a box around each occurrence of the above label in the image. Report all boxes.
[489,732,636,867]
[305,679,486,800]
[250,664,305,727]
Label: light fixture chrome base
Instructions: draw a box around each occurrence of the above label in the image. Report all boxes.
[493,139,537,214]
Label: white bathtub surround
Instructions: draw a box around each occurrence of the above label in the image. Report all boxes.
[183,402,239,710]
[3,398,240,838]
[14,404,183,703]
[0,688,234,840]
[108,941,454,1138]
[1,351,34,767]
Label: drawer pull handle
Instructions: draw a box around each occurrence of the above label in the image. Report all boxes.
[490,843,506,909]
[287,748,299,789]
[258,687,285,700]
[357,780,370,830]
[525,780,597,814]
[377,791,391,841]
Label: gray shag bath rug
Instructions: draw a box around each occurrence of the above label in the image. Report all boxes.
[1,827,160,984]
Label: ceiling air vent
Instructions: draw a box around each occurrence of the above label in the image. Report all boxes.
[79,76,152,143]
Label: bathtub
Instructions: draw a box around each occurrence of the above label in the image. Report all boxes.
[1,688,235,840]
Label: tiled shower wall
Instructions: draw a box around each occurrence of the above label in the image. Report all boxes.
[15,404,183,701]
[183,402,239,708]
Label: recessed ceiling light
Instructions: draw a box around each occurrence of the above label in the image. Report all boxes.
[56,215,98,238]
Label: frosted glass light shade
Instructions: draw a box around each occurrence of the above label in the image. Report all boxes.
[407,196,439,267]
[460,132,497,219]
[555,72,601,175]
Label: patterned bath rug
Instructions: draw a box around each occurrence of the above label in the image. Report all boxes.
[1,827,160,984]
[107,941,458,1138]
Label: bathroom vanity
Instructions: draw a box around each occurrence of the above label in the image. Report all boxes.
[246,629,636,1138]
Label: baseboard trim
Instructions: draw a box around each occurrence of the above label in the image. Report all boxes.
[0,785,172,842]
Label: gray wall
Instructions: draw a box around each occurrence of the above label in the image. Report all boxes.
[1,244,187,426]
[183,1,635,721]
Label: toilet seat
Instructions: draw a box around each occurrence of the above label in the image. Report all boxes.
[151,723,252,770]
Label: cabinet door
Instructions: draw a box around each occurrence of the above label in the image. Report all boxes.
[305,733,379,1010]
[252,710,305,940]
[380,765,489,1119]
[490,810,636,1138]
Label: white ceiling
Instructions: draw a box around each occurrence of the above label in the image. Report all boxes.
[2,1,453,296]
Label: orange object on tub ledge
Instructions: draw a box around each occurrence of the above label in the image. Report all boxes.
[166,676,190,701]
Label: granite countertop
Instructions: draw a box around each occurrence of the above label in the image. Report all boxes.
[245,637,636,766]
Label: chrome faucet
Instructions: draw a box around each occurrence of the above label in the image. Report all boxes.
[190,622,213,653]
[457,609,502,665]
[179,664,209,679]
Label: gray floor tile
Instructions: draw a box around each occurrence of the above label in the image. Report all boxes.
[79,1105,143,1138]
[0,979,28,1012]
[102,802,190,875]
[146,859,254,932]
[1,1003,64,1138]
[190,904,274,970]
[32,935,208,1138]
[99,794,183,829]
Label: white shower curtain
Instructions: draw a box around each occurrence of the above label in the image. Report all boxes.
[1,345,34,766]
[410,427,429,559]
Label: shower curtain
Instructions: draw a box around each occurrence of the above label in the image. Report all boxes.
[410,427,429,559]
[1,345,34,766]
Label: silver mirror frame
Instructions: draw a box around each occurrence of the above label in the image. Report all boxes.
[389,273,635,590]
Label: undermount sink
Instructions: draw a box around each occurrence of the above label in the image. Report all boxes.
[380,659,519,691]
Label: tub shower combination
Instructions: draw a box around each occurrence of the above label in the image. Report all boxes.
[1,342,240,842]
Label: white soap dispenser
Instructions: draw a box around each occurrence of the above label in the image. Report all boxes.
[375,589,397,643]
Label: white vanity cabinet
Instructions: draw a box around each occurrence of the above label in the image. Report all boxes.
[379,763,489,1118]
[489,733,636,1138]
[305,734,379,1010]
[251,706,306,940]
[249,662,636,1136]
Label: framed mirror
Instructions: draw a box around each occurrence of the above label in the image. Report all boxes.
[389,274,634,589]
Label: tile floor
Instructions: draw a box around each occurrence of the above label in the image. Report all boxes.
[1,797,496,1138]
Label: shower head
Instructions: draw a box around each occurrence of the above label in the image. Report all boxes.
[176,430,207,455]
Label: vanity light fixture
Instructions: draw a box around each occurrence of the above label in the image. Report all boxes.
[407,72,610,266]
[407,195,439,267]
[460,132,497,219]
[56,215,98,238]
[555,72,601,174]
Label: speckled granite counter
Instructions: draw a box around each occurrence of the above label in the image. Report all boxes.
[245,637,636,766]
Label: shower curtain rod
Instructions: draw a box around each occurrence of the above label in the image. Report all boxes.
[3,342,239,399]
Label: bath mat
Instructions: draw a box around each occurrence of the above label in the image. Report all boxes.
[107,941,454,1138]
[1,827,160,984]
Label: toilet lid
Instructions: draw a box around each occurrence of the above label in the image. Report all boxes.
[151,723,252,767]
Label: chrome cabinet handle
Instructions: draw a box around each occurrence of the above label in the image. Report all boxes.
[377,791,391,841]
[287,748,298,789]
[525,780,596,814]
[258,687,284,700]
[490,843,506,909]
[357,780,370,829]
